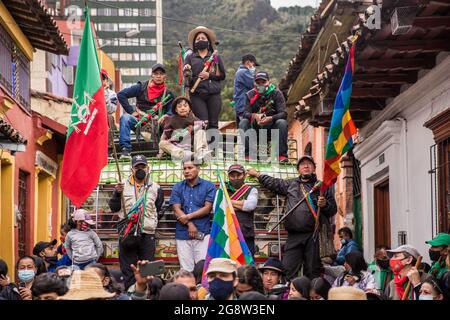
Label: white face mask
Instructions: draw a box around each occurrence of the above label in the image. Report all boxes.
[249,66,256,75]
[419,294,434,300]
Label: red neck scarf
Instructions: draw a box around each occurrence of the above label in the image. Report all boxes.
[394,275,408,299]
[249,87,262,106]
[147,81,166,102]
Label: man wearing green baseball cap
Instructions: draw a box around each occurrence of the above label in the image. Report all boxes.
[425,233,450,280]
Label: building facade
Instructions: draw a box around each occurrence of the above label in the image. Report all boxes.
[0,0,69,277]
[280,0,450,263]
[45,0,162,88]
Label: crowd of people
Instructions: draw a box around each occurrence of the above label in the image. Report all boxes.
[1,234,449,300]
[1,25,449,301]
[1,150,449,300]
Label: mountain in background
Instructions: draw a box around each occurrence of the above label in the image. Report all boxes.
[162,0,315,120]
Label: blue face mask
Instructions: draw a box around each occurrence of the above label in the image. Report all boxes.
[340,239,347,245]
[18,270,35,283]
[208,278,235,300]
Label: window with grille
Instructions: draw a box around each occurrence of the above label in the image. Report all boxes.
[0,24,30,111]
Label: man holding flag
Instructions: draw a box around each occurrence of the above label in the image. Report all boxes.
[60,6,108,208]
[247,156,337,280]
[201,166,255,292]
[248,42,358,280]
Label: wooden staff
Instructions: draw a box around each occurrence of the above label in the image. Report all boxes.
[190,50,218,93]
[312,190,324,240]
[268,180,322,233]
[402,255,423,300]
[108,116,126,215]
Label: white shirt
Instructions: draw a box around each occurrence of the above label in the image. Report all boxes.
[242,187,258,212]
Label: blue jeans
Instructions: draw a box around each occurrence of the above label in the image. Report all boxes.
[74,259,97,270]
[119,113,138,150]
[238,118,288,159]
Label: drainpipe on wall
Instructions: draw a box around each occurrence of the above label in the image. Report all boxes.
[396,117,410,246]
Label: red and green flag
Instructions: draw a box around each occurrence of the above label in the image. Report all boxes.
[61,7,108,208]
[321,45,357,192]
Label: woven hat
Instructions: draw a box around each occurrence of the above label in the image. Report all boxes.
[188,26,217,49]
[59,269,116,300]
[328,287,367,300]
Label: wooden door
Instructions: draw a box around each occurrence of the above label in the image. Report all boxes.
[374,179,391,248]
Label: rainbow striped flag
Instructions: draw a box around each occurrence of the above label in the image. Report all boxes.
[201,175,254,288]
[321,45,357,192]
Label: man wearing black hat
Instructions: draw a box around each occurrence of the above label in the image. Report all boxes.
[226,164,258,257]
[259,258,288,298]
[248,155,337,280]
[33,240,58,273]
[238,71,289,162]
[117,63,175,158]
[108,154,164,290]
[233,53,260,126]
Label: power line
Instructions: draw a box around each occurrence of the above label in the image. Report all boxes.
[12,21,297,49]
[83,0,302,38]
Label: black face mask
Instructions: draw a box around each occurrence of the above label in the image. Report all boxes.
[300,173,315,180]
[429,249,441,262]
[376,259,390,270]
[229,179,244,190]
[195,40,209,51]
[45,256,58,265]
[135,169,147,181]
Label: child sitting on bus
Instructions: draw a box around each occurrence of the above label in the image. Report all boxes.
[158,96,210,162]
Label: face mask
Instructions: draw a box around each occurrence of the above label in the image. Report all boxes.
[135,169,147,181]
[340,239,347,245]
[18,270,35,283]
[389,258,406,274]
[256,84,267,94]
[249,66,256,75]
[45,256,58,265]
[81,222,89,231]
[377,259,390,270]
[229,179,244,190]
[195,40,209,50]
[419,294,434,301]
[429,249,441,262]
[300,173,314,180]
[208,278,235,300]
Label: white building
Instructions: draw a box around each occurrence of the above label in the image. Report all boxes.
[354,53,450,262]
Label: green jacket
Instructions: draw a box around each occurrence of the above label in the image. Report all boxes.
[428,260,449,280]
[368,260,393,292]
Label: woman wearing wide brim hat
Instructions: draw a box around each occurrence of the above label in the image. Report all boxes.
[183,26,226,135]
[187,26,217,50]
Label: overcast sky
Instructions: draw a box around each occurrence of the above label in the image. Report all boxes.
[271,0,319,8]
